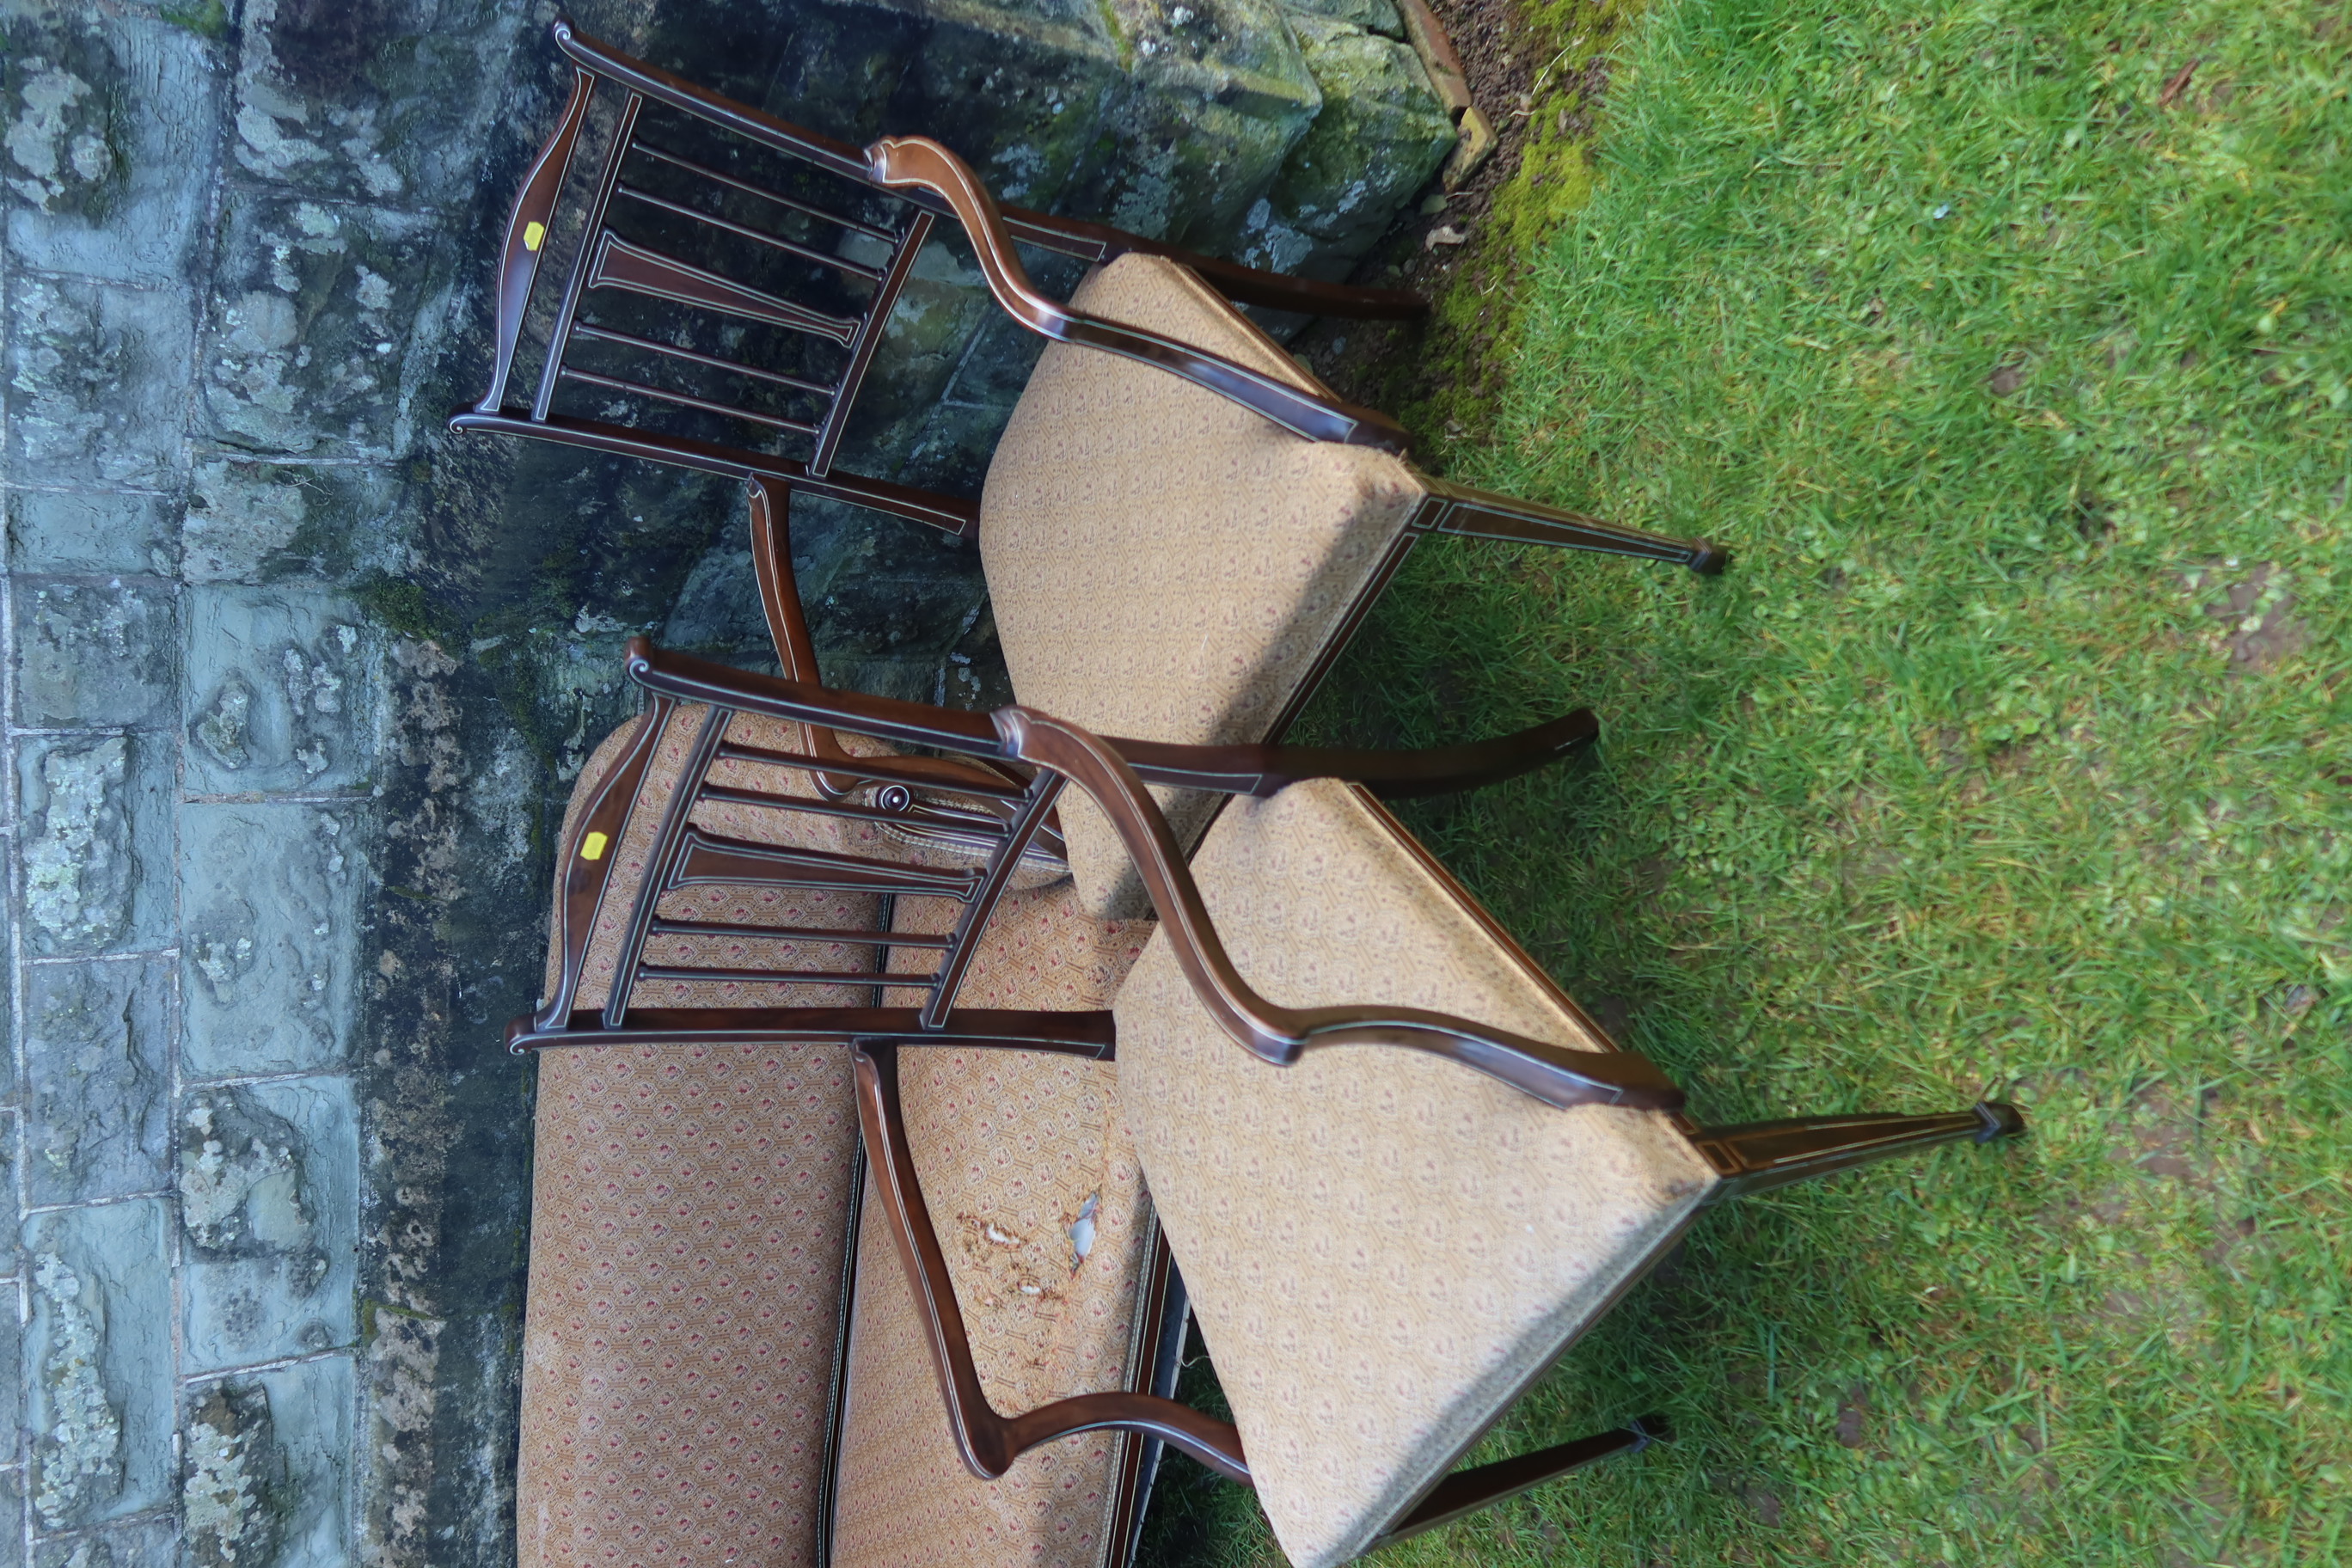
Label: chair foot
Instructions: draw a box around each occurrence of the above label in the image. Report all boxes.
[1693,1099,2028,1201]
[1975,1099,2027,1142]
[1369,1417,1662,1548]
[1687,541,1730,575]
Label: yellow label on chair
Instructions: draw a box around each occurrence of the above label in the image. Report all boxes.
[524,221,546,252]
[579,830,609,861]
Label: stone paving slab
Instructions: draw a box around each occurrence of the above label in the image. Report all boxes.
[3,276,194,489]
[16,731,177,959]
[183,457,403,585]
[10,577,180,732]
[178,804,364,1080]
[21,959,171,1210]
[181,587,378,796]
[22,1199,175,1535]
[0,3,224,286]
[179,1075,360,1371]
[3,490,179,579]
[200,193,442,459]
[183,1357,357,1568]
[29,1516,175,1568]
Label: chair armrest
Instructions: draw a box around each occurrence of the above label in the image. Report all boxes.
[622,643,1681,1108]
[994,706,1687,1113]
[851,1044,1253,1483]
[865,135,1412,455]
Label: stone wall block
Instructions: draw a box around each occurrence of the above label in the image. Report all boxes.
[22,959,172,1209]
[200,193,439,457]
[2,5,224,285]
[5,490,179,579]
[185,457,404,585]
[178,804,364,1080]
[29,1518,175,1568]
[805,566,985,660]
[1087,0,1322,246]
[180,1076,359,1372]
[16,732,176,959]
[230,0,519,207]
[1240,15,1454,273]
[182,587,379,795]
[21,1200,174,1534]
[3,277,194,487]
[10,577,180,731]
[0,1111,16,1277]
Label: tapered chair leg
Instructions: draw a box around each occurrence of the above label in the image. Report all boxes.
[1418,475,1730,574]
[1690,1102,2024,1201]
[1366,1416,1670,1550]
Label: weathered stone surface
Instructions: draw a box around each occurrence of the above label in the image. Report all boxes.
[181,1362,363,1568]
[0,1110,18,1282]
[1239,15,1455,273]
[23,1200,174,1533]
[181,1076,360,1372]
[30,1518,176,1568]
[1282,0,1406,38]
[2,3,224,285]
[230,0,518,208]
[17,732,175,958]
[184,456,405,585]
[201,193,442,457]
[3,276,194,487]
[180,805,364,1079]
[181,587,377,793]
[182,1380,283,1568]
[22,959,171,1209]
[11,576,179,729]
[5,489,178,578]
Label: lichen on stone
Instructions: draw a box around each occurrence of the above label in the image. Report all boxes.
[181,1095,314,1256]
[34,1253,124,1530]
[23,734,131,950]
[183,1381,286,1568]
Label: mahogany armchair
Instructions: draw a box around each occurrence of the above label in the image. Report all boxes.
[514,643,2023,1568]
[452,21,1728,916]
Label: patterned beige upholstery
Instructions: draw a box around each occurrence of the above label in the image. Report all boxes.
[831,888,1160,1568]
[519,718,872,1568]
[1112,780,1718,1568]
[524,719,1161,1568]
[982,253,1430,920]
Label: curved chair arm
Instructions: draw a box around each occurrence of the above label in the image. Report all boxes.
[852,1045,1253,1482]
[628,642,1594,799]
[992,707,1686,1113]
[866,136,1412,455]
[621,644,1677,1107]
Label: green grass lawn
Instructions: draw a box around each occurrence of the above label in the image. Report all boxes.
[1142,0,2351,1561]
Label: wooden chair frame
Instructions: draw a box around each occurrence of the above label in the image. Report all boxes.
[450,22,1725,722]
[521,641,2024,1559]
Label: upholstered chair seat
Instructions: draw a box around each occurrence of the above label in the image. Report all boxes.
[982,254,1430,919]
[1112,778,1723,1568]
[830,890,1159,1565]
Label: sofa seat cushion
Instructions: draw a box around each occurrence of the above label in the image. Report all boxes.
[518,716,889,1568]
[1112,780,1718,1568]
[829,886,1159,1567]
[518,1042,861,1568]
[981,253,1428,920]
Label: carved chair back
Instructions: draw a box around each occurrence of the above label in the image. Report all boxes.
[459,21,1425,529]
[466,22,942,494]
